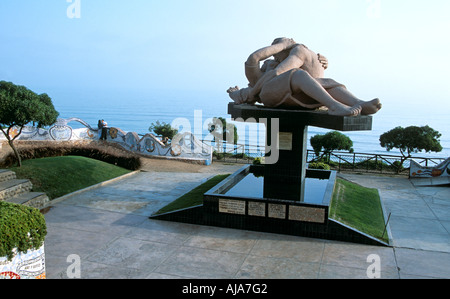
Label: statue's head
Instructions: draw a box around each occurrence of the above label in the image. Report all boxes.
[272,37,296,63]
[272,37,295,45]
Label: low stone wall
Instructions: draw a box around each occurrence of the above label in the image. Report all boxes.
[0,179,32,201]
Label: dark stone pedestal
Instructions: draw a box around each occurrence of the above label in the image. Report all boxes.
[151,103,389,246]
[228,103,373,202]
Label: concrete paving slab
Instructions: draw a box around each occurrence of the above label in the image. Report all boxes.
[183,226,260,254]
[123,219,201,245]
[249,233,325,263]
[235,256,321,279]
[86,237,179,273]
[389,215,448,235]
[318,263,400,279]
[321,241,398,272]
[57,172,215,216]
[154,246,248,279]
[391,230,450,252]
[42,166,450,279]
[395,248,450,279]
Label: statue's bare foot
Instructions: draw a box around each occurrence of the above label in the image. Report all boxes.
[360,98,382,115]
[227,86,243,103]
[227,86,251,104]
[328,104,362,117]
[227,86,240,94]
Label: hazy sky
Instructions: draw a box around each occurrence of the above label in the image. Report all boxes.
[1,0,450,113]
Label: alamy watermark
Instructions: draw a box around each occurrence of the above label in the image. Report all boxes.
[367,254,381,278]
[171,110,280,165]
[67,0,81,19]
[66,254,81,278]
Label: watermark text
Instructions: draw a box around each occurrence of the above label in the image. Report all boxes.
[67,0,81,19]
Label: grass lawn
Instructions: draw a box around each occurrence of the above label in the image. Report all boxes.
[154,174,230,215]
[10,156,131,200]
[329,178,388,243]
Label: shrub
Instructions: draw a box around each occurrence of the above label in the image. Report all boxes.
[0,202,47,261]
[308,162,331,170]
[253,157,263,165]
[0,141,141,170]
[208,117,238,145]
[380,125,443,173]
[149,121,178,140]
[310,131,353,159]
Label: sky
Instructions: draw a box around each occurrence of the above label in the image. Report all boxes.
[1,0,450,114]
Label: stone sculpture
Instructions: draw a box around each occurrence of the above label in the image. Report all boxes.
[228,37,382,116]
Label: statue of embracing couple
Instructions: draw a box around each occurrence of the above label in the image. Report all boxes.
[228,37,382,117]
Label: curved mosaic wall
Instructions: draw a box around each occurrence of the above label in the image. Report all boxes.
[0,118,213,164]
[410,158,450,178]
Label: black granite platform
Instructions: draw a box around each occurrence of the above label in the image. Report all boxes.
[228,102,373,132]
[150,103,388,246]
[228,103,373,202]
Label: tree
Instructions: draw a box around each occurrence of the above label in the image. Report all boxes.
[0,81,59,167]
[310,131,354,160]
[380,125,443,172]
[149,121,178,140]
[208,117,238,145]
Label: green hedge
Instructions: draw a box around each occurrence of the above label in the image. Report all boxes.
[0,202,47,261]
[1,143,141,170]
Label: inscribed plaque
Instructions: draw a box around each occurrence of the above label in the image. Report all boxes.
[289,206,325,223]
[268,204,286,219]
[278,132,293,151]
[219,199,246,215]
[248,201,266,217]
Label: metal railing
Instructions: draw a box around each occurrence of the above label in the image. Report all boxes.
[204,140,446,175]
[306,151,446,175]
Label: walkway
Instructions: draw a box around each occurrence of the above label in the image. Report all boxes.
[42,162,450,279]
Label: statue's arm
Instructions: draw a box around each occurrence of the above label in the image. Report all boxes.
[245,40,296,86]
[246,43,289,65]
[273,46,306,76]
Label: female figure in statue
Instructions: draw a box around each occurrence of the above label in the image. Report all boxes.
[228,38,381,116]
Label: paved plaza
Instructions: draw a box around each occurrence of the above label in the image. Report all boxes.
[42,161,450,279]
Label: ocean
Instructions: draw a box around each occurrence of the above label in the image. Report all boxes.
[51,88,450,160]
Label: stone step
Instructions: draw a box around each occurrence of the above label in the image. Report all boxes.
[0,179,33,202]
[0,169,16,183]
[6,192,49,209]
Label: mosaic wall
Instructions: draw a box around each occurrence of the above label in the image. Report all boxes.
[0,245,46,279]
[0,118,213,164]
[410,158,450,178]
